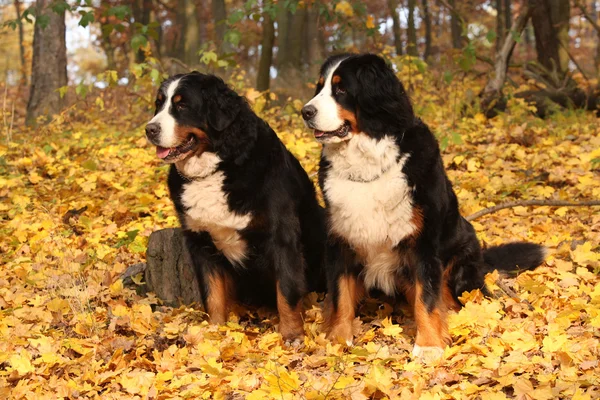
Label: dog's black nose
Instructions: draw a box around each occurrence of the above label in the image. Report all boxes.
[145,122,161,141]
[301,105,317,121]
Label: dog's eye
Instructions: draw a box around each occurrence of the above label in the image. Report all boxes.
[335,87,346,95]
[175,103,186,111]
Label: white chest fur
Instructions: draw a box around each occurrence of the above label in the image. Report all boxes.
[323,135,416,295]
[178,152,252,266]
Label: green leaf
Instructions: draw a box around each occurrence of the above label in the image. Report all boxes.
[106,5,131,20]
[486,29,496,44]
[229,10,245,24]
[200,51,218,65]
[78,11,95,28]
[440,136,449,151]
[224,30,241,47]
[57,86,68,99]
[101,23,114,36]
[451,131,463,145]
[75,82,89,98]
[150,69,160,83]
[51,1,70,15]
[443,71,453,85]
[37,14,50,30]
[131,34,147,52]
[458,42,476,72]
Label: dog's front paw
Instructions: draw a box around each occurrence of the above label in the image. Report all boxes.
[412,344,445,362]
[328,323,354,346]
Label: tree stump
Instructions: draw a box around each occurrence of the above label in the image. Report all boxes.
[145,228,202,306]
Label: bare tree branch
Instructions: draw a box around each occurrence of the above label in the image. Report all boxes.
[575,0,600,34]
[479,3,533,112]
[466,199,600,221]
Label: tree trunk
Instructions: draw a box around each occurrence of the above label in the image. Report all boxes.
[257,10,275,91]
[595,0,600,76]
[173,0,187,60]
[13,0,26,80]
[407,0,418,56]
[276,5,291,69]
[133,0,152,63]
[288,6,306,68]
[184,0,200,65]
[212,0,229,52]
[26,0,67,126]
[422,0,433,59]
[480,3,533,115]
[145,228,202,306]
[305,4,323,78]
[449,0,463,48]
[388,0,403,56]
[279,5,306,86]
[504,0,512,31]
[496,0,505,51]
[530,0,570,78]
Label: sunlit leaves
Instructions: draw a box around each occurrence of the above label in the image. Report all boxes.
[1,64,599,398]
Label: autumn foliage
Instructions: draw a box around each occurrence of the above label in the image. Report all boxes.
[1,59,599,399]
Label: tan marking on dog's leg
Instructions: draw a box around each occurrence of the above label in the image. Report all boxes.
[276,282,305,341]
[206,272,233,324]
[326,275,364,345]
[411,281,450,359]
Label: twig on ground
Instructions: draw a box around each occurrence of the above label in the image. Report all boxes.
[495,279,535,311]
[465,199,600,221]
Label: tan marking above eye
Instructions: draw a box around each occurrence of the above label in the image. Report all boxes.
[318,76,324,85]
[157,93,164,101]
[332,75,341,84]
[173,95,182,103]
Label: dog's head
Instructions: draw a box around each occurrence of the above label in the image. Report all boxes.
[302,54,414,144]
[145,72,244,163]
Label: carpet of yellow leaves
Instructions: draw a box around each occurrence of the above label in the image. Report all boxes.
[1,72,599,399]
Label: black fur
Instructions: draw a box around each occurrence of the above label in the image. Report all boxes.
[316,54,546,312]
[157,72,326,313]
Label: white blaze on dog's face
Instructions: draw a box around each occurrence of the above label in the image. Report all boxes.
[148,78,181,148]
[145,75,210,164]
[302,57,358,144]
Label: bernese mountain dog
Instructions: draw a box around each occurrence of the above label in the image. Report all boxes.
[301,54,546,359]
[145,72,326,341]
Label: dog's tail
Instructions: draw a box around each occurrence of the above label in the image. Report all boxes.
[482,242,547,275]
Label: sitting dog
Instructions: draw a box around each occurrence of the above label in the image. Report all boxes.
[145,72,326,341]
[301,54,546,358]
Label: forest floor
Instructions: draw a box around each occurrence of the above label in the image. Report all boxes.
[1,72,600,399]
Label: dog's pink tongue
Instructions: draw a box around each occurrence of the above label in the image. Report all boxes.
[156,146,171,159]
[314,130,324,138]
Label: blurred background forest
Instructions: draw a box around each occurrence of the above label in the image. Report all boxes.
[0,0,599,127]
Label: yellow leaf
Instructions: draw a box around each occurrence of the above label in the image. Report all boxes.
[46,298,70,314]
[333,375,356,390]
[9,353,35,375]
[474,113,487,124]
[571,242,599,266]
[366,15,375,29]
[542,333,569,353]
[453,155,465,166]
[335,0,354,17]
[467,158,480,172]
[110,279,123,295]
[381,317,403,337]
[554,207,568,217]
[28,171,43,184]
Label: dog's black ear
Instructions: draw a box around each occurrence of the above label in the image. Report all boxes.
[206,82,241,131]
[354,54,414,136]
